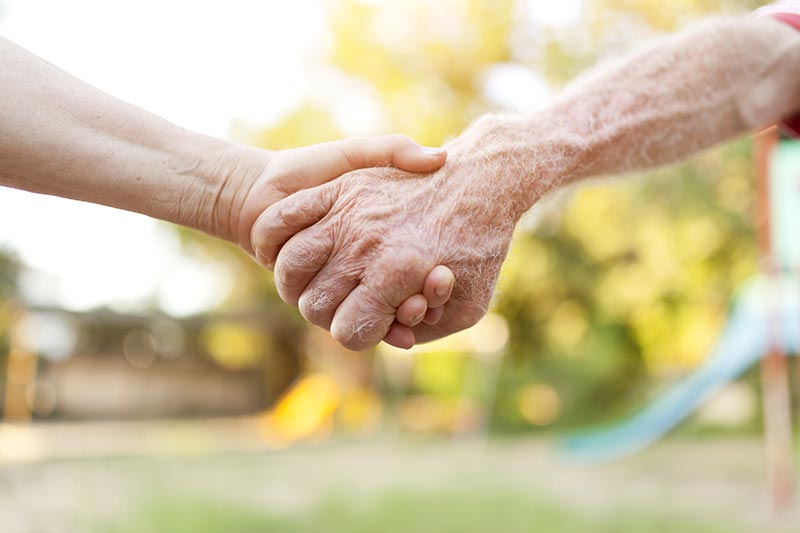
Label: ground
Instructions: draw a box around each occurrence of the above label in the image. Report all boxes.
[0,419,798,532]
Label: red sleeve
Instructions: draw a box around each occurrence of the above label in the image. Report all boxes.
[756,1,800,136]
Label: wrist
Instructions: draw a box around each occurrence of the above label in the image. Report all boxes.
[171,134,271,244]
[449,112,582,218]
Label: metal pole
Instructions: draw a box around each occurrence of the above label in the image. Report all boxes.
[755,126,794,509]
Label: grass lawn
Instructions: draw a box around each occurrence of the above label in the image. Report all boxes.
[92,486,738,533]
[3,435,798,533]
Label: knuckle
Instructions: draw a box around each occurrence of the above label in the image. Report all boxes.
[271,203,293,228]
[273,243,315,301]
[271,186,328,227]
[331,304,390,352]
[264,200,294,231]
[298,288,336,328]
[281,237,319,267]
[348,231,380,261]
[331,324,360,351]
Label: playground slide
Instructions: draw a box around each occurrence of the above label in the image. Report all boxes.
[562,275,800,462]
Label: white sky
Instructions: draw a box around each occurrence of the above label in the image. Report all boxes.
[0,0,325,315]
[0,0,581,315]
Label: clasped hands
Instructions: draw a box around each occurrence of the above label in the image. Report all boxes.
[227,116,529,350]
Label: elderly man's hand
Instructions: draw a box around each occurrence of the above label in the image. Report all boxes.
[226,134,459,347]
[251,117,540,350]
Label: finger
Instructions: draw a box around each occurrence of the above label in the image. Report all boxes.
[271,134,447,195]
[330,284,397,351]
[331,247,432,351]
[244,136,439,257]
[274,135,446,193]
[251,186,335,270]
[395,294,428,327]
[333,134,447,174]
[297,260,361,329]
[422,306,444,325]
[273,228,334,307]
[383,323,416,350]
[422,265,454,308]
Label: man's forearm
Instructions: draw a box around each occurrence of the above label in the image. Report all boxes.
[466,16,800,211]
[0,36,261,239]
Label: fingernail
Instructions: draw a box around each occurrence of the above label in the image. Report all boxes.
[435,283,449,296]
[412,312,425,324]
[421,146,446,155]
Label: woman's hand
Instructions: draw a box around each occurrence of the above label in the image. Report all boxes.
[0,35,453,345]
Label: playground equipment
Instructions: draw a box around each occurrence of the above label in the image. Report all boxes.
[563,274,800,460]
[563,129,800,507]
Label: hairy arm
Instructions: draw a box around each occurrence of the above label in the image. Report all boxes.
[462,16,800,210]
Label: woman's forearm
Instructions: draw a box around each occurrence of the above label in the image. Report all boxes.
[463,16,800,209]
[0,36,262,239]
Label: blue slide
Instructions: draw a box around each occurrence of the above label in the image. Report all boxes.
[562,275,800,462]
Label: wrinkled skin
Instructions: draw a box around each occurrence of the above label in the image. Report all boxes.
[252,119,535,350]
[229,134,454,348]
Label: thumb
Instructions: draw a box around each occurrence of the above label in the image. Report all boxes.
[277,134,447,192]
[333,134,447,174]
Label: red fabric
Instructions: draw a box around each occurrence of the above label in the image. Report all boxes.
[772,12,800,31]
[758,4,800,136]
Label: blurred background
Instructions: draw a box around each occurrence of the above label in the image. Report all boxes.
[0,0,796,531]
